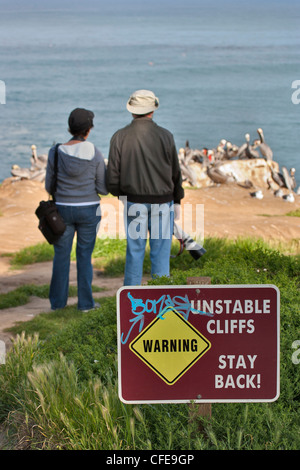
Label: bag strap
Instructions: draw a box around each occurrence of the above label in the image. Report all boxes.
[50,143,61,202]
[170,238,185,258]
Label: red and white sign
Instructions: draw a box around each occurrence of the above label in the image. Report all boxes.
[117,284,280,404]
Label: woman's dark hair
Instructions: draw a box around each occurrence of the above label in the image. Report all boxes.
[68,123,94,138]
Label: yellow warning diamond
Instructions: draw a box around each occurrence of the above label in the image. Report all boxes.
[129,307,211,385]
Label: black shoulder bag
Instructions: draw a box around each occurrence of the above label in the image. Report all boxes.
[35,143,66,244]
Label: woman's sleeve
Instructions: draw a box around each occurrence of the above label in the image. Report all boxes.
[45,146,55,195]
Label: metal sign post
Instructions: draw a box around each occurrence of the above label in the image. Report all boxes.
[187,277,212,428]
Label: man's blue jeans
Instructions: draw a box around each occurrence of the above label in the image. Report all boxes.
[49,204,101,310]
[124,201,174,286]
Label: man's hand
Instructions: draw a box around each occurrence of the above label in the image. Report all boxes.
[174,203,181,221]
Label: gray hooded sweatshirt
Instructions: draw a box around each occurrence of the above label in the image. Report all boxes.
[45,141,108,204]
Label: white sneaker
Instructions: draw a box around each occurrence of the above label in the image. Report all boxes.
[80,302,100,313]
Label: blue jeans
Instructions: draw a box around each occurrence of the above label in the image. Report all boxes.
[124,201,174,286]
[49,204,101,310]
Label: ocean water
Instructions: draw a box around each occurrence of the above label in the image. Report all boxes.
[0,0,300,186]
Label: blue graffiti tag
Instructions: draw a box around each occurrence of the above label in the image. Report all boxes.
[120,292,214,344]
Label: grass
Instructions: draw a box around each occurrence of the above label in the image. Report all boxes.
[286,208,300,217]
[6,232,300,274]
[0,284,105,310]
[0,236,299,450]
[258,207,300,219]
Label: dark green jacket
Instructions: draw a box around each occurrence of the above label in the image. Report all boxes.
[106,116,184,204]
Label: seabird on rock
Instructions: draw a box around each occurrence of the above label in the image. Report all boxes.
[180,162,198,187]
[224,142,238,159]
[281,166,295,191]
[236,135,248,159]
[237,179,254,189]
[11,144,48,182]
[282,193,295,203]
[236,133,259,159]
[289,168,297,190]
[256,128,273,161]
[266,160,284,187]
[207,165,235,184]
[11,165,31,179]
[268,164,297,191]
[245,134,260,159]
[178,148,198,186]
[250,190,263,199]
[31,144,48,169]
[274,189,284,198]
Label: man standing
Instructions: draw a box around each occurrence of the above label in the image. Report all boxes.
[106,89,184,285]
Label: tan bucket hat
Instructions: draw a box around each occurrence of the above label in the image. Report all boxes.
[126,89,159,115]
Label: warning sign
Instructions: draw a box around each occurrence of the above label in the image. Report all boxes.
[130,307,211,385]
[117,284,280,404]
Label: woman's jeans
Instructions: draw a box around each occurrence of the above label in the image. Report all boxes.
[124,201,174,286]
[49,204,101,310]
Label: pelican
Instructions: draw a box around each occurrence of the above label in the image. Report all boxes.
[236,134,250,159]
[31,144,38,163]
[31,144,48,169]
[213,145,226,162]
[237,179,254,189]
[245,134,260,159]
[178,146,199,186]
[256,128,273,161]
[186,149,209,165]
[268,163,285,187]
[11,165,32,179]
[224,142,238,159]
[178,147,185,163]
[290,168,297,190]
[268,164,296,190]
[281,166,295,191]
[207,165,235,184]
[179,160,198,187]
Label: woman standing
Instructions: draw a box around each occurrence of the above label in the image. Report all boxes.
[45,108,108,311]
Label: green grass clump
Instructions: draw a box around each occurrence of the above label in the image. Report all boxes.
[0,236,299,450]
[286,208,300,217]
[0,285,50,309]
[10,243,54,268]
[0,284,104,310]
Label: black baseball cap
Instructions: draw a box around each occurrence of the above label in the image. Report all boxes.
[68,108,94,134]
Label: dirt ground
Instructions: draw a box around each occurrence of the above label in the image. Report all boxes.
[0,177,299,348]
